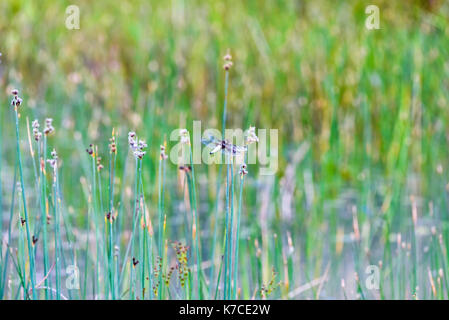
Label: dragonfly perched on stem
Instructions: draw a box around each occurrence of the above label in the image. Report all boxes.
[202,135,247,157]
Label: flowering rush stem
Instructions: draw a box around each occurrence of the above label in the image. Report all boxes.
[233,172,245,299]
[129,158,141,299]
[49,151,61,300]
[209,52,232,296]
[189,143,202,299]
[223,155,231,300]
[121,132,146,299]
[158,144,168,299]
[107,131,117,299]
[11,90,36,300]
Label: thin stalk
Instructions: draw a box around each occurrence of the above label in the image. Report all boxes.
[38,139,50,299]
[96,162,108,298]
[17,186,27,298]
[233,174,245,299]
[228,159,235,299]
[209,67,229,296]
[128,158,141,299]
[223,155,231,300]
[215,233,227,300]
[188,144,201,299]
[13,107,36,299]
[157,155,164,257]
[107,147,116,299]
[82,195,91,299]
[147,231,153,300]
[157,150,167,299]
[0,159,17,299]
[91,153,100,298]
[139,175,149,299]
[43,135,52,299]
[51,166,61,300]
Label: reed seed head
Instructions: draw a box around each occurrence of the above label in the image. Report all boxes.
[160,145,168,160]
[179,129,190,145]
[47,148,58,169]
[109,135,117,154]
[223,62,233,70]
[32,119,42,141]
[128,131,147,159]
[245,126,259,145]
[223,50,233,70]
[86,144,94,156]
[239,163,248,177]
[43,118,55,135]
[10,89,23,108]
[97,156,103,171]
[179,165,191,173]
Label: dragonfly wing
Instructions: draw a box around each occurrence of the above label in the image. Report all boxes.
[202,135,219,145]
[224,143,247,156]
[209,144,222,155]
[235,145,247,153]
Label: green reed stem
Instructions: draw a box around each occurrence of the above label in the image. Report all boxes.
[228,159,235,299]
[17,186,27,298]
[0,159,17,299]
[51,166,61,300]
[223,156,231,300]
[157,155,163,298]
[188,143,202,299]
[139,174,150,299]
[233,174,245,299]
[129,158,141,299]
[158,151,167,255]
[90,153,101,298]
[209,68,229,296]
[107,149,116,299]
[13,108,36,299]
[37,139,50,299]
[82,197,90,300]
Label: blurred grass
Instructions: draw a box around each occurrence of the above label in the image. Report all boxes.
[1,0,449,299]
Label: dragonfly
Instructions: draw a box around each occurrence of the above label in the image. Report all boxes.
[202,135,247,156]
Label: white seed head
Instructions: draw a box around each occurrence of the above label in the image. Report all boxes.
[239,163,248,176]
[44,118,55,135]
[245,126,259,145]
[128,131,147,159]
[180,129,190,145]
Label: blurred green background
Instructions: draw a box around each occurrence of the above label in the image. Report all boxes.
[1,0,449,299]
